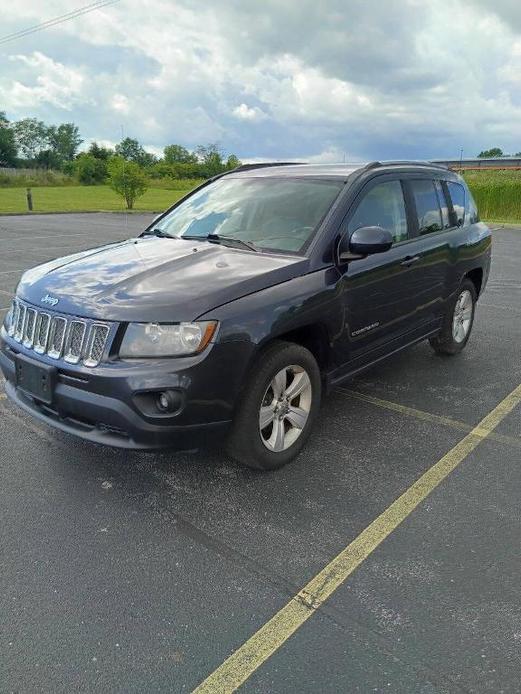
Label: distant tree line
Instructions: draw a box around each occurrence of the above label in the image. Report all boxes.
[477,147,521,158]
[0,112,242,183]
[0,113,82,170]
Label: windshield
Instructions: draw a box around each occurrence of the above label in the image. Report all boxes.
[149,177,344,253]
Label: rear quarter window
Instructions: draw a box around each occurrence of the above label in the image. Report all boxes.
[466,189,480,224]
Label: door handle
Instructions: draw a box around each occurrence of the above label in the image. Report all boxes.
[400,255,420,267]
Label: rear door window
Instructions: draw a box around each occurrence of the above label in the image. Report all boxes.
[446,181,466,226]
[348,180,408,243]
[409,179,443,235]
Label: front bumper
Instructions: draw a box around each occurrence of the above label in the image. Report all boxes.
[0,335,253,450]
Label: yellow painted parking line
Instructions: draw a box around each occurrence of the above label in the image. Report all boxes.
[193,383,521,694]
[337,388,521,449]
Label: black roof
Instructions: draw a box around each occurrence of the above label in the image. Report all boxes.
[227,160,449,179]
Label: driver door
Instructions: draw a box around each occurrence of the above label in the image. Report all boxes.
[336,177,429,366]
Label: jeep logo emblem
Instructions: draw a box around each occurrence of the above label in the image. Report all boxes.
[41,294,59,307]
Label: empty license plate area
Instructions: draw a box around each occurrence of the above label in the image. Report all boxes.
[15,355,56,404]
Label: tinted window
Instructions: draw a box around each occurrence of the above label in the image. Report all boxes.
[348,180,408,243]
[435,180,450,229]
[149,177,344,253]
[467,189,480,224]
[447,181,466,226]
[410,179,443,235]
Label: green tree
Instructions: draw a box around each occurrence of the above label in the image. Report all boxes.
[47,123,82,163]
[107,156,148,209]
[35,149,62,169]
[0,113,18,167]
[139,150,157,168]
[12,118,49,160]
[225,154,241,170]
[75,152,107,184]
[115,137,155,167]
[196,143,225,177]
[88,141,113,160]
[163,144,197,165]
[477,147,503,158]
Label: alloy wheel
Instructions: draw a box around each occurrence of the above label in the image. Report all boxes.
[259,365,313,452]
[452,289,473,343]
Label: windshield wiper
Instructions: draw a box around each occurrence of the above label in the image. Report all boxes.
[141,228,173,238]
[206,233,258,252]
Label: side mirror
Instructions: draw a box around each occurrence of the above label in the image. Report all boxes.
[338,225,394,261]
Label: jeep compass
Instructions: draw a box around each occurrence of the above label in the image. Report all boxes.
[0,162,491,470]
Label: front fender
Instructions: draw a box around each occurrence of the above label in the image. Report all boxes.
[198,267,344,366]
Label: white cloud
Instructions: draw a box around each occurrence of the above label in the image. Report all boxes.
[3,51,87,110]
[1,1,521,159]
[111,94,130,113]
[232,103,267,121]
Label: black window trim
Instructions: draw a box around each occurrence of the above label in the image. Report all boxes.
[434,179,451,230]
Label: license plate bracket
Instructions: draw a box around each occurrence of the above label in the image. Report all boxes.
[15,355,56,405]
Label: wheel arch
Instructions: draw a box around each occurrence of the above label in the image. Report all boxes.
[256,323,332,374]
[465,267,483,297]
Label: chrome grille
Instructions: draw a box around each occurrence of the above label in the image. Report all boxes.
[23,308,37,348]
[48,317,67,359]
[34,313,51,354]
[8,302,18,337]
[7,299,111,368]
[64,321,86,364]
[15,303,26,341]
[84,324,109,367]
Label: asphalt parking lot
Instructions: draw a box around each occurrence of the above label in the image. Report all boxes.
[1,213,520,693]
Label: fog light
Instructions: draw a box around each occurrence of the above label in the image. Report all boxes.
[156,390,177,413]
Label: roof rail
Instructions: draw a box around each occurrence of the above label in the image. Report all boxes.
[362,161,382,170]
[231,161,307,173]
[378,160,449,171]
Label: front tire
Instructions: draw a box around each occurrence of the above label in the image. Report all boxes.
[429,279,477,355]
[226,341,321,470]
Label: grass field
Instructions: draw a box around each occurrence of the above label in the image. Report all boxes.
[0,172,519,222]
[0,183,200,214]
[463,170,521,223]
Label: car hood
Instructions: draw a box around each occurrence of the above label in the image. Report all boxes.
[17,237,309,322]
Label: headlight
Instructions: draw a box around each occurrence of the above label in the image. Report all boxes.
[119,321,218,358]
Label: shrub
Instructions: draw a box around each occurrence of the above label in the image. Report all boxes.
[75,153,107,184]
[107,156,148,209]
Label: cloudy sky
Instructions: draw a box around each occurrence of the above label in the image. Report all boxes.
[1,0,521,161]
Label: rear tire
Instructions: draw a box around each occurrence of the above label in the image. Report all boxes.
[226,341,321,470]
[429,279,476,355]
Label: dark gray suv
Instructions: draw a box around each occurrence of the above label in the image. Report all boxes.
[0,161,491,470]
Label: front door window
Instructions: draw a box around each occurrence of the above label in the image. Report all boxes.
[349,180,408,243]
